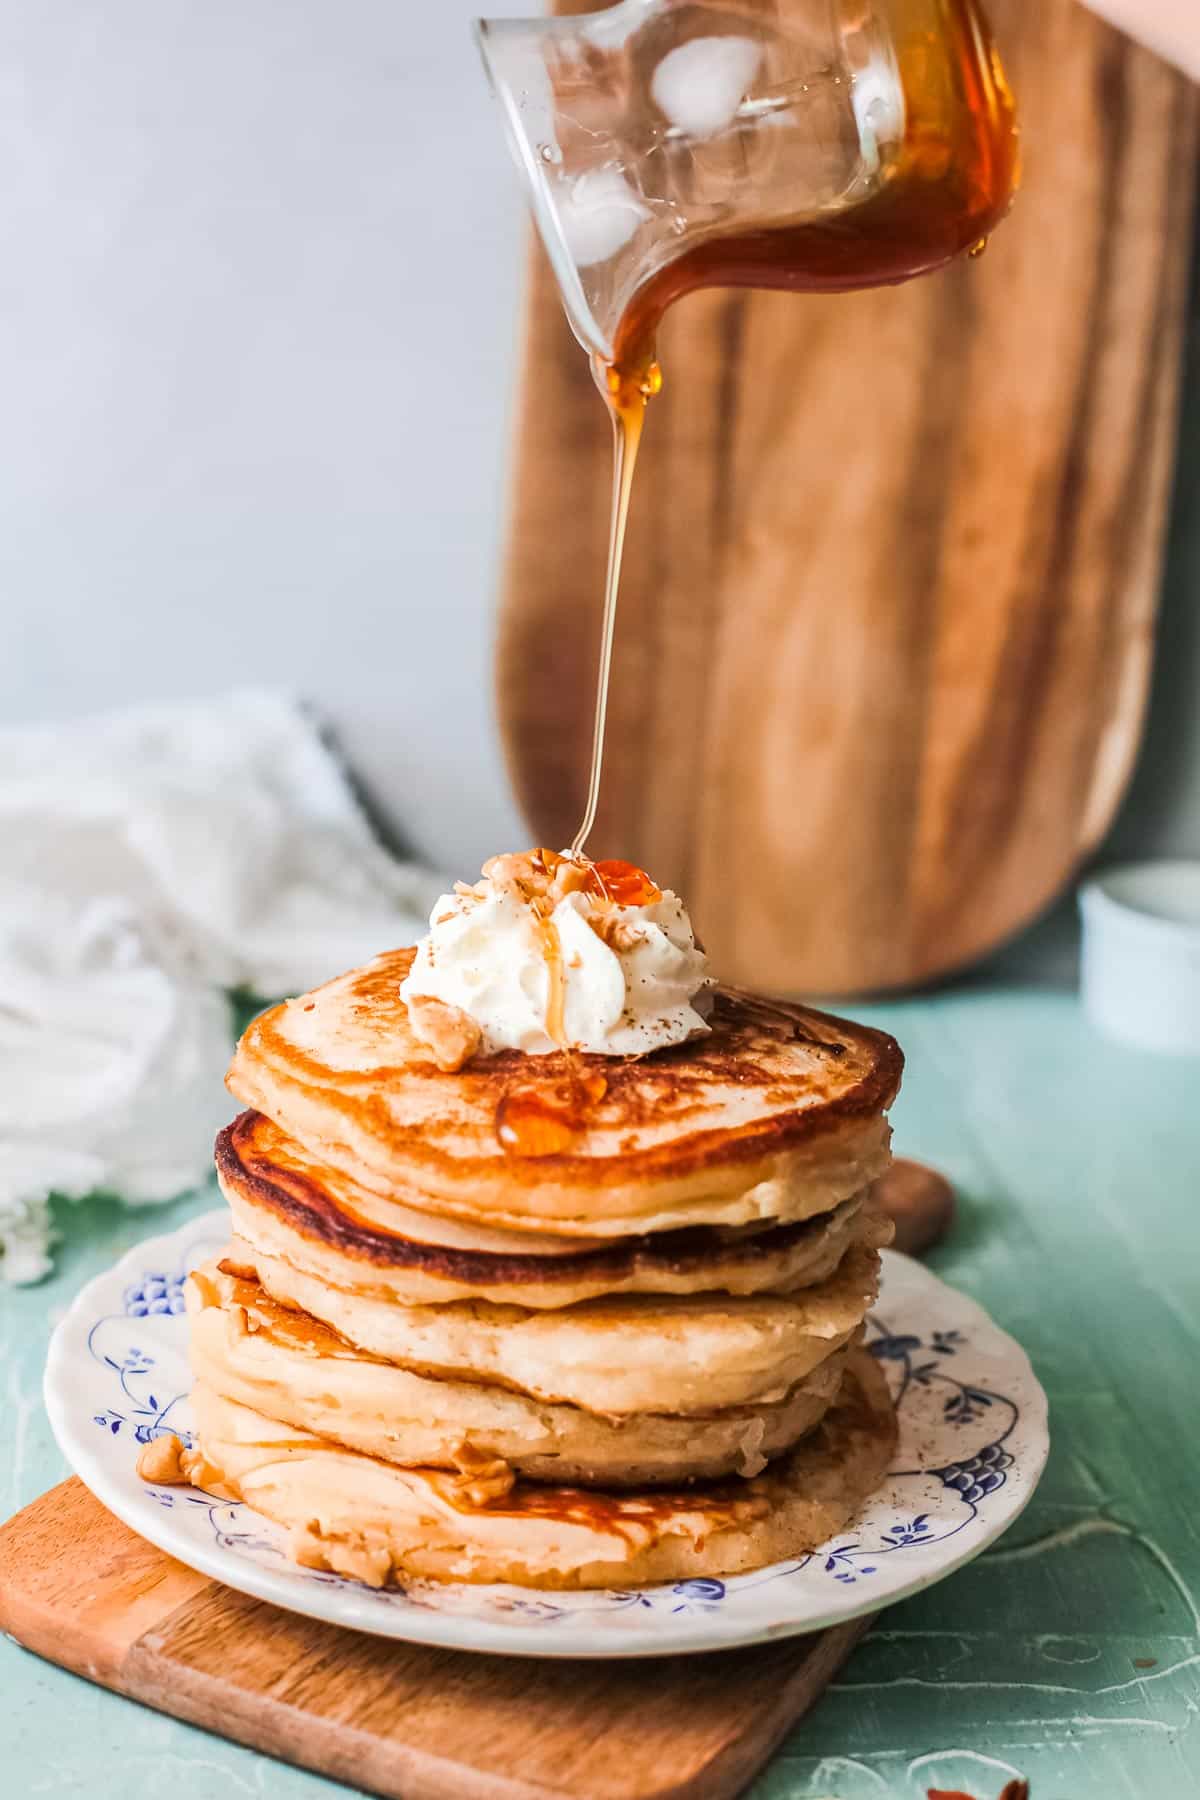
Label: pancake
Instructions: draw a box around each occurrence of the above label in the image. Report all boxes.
[226,949,902,1236]
[178,1350,895,1588]
[187,1263,856,1485]
[218,1109,891,1308]
[224,1238,882,1415]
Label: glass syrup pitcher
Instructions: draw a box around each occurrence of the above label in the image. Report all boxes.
[475,0,1018,396]
[476,0,1018,860]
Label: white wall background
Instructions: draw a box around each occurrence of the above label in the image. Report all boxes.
[2,0,1198,939]
[0,0,527,872]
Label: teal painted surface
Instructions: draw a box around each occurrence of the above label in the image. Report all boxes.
[2,986,1197,1799]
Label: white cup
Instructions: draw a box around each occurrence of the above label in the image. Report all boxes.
[1079,860,1200,1056]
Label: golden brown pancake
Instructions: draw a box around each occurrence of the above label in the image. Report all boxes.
[227,950,902,1235]
[187,1263,854,1486]
[181,1350,895,1588]
[212,1240,881,1415]
[218,1109,891,1308]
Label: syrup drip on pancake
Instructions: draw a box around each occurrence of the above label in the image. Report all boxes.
[495,1066,608,1158]
[469,1476,765,1545]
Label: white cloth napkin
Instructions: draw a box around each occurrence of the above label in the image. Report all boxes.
[0,691,443,1283]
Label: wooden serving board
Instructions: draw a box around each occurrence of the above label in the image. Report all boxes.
[498,0,1198,994]
[0,1478,872,1800]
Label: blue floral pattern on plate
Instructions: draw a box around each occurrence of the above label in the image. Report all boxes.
[45,1210,1049,1658]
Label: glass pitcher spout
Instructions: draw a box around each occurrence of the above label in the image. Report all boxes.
[475,0,1017,371]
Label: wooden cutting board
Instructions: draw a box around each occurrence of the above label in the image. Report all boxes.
[497,0,1198,994]
[0,1478,873,1800]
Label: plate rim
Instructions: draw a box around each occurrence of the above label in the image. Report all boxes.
[44,1206,1049,1660]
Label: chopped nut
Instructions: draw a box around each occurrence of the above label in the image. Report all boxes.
[353,1546,394,1587]
[216,1254,257,1283]
[136,1433,189,1485]
[550,857,590,900]
[587,911,643,953]
[404,992,482,1071]
[472,846,600,909]
[184,1449,231,1495]
[448,1441,516,1507]
[482,850,544,899]
[290,1525,328,1570]
[186,1268,221,1310]
[289,1525,393,1588]
[137,1433,230,1495]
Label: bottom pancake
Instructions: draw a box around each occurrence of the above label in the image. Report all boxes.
[171,1350,895,1589]
[187,1261,855,1485]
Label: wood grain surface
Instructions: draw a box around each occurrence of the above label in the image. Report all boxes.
[497,0,1198,994]
[0,1478,873,1800]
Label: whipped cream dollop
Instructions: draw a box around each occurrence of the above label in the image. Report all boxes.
[400,850,711,1060]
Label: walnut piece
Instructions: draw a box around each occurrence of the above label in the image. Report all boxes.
[587,911,644,953]
[405,992,482,1072]
[136,1433,189,1485]
[135,1431,229,1495]
[607,920,643,953]
[481,848,592,908]
[549,857,590,900]
[290,1525,393,1588]
[448,1441,516,1507]
[186,1267,221,1309]
[482,850,543,898]
[216,1253,258,1283]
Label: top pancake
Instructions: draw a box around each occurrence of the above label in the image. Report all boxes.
[228,947,902,1236]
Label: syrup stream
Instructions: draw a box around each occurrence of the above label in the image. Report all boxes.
[568,366,655,857]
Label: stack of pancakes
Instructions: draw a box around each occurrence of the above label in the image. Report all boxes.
[173,947,904,1589]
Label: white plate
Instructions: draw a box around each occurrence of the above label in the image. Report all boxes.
[45,1208,1048,1659]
